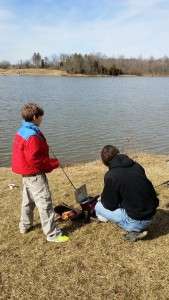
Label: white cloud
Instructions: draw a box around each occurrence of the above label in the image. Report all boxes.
[0,7,13,20]
[0,0,169,61]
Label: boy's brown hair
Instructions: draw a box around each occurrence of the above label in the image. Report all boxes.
[21,103,44,122]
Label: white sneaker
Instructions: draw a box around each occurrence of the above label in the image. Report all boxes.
[96,214,108,222]
[19,227,32,234]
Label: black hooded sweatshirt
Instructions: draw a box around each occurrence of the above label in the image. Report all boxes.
[101,154,159,220]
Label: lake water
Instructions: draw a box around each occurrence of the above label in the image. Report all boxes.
[0,75,169,167]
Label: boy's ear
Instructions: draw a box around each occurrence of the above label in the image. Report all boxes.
[32,115,36,121]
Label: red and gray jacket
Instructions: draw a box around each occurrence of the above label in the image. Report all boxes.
[12,121,59,175]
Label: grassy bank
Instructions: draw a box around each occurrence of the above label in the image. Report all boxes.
[0,68,115,77]
[0,68,69,76]
[0,68,103,77]
[1,152,169,299]
[0,68,169,77]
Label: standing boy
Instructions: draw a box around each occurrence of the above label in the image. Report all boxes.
[12,103,69,242]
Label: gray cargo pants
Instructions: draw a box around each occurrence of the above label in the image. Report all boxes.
[20,174,61,238]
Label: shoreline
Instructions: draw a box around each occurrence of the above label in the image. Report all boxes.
[1,152,168,169]
[1,152,169,189]
[0,68,110,77]
[1,151,169,170]
[0,68,169,77]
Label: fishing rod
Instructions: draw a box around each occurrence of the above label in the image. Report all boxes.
[50,147,78,192]
[155,180,169,188]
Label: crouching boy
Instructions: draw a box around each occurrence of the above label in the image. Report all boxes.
[95,145,159,241]
[12,103,69,243]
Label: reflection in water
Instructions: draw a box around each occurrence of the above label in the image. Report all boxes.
[0,76,169,166]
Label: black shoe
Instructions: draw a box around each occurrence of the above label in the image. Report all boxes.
[123,231,148,242]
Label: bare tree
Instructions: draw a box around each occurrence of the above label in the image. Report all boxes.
[32,52,42,67]
[0,60,11,69]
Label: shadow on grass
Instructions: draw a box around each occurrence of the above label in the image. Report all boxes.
[28,223,41,232]
[31,209,169,240]
[61,209,169,240]
[61,219,92,235]
[148,209,169,240]
[29,219,93,235]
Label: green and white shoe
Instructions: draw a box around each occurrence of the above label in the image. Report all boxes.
[47,233,69,243]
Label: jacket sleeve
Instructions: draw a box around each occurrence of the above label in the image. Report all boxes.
[26,136,59,173]
[101,174,121,211]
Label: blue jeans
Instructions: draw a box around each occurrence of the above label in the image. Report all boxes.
[95,201,152,232]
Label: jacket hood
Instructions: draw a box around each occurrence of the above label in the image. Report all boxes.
[22,121,40,131]
[108,154,134,169]
[18,121,41,140]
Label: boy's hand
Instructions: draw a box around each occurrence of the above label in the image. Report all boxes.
[43,158,60,172]
[50,158,60,169]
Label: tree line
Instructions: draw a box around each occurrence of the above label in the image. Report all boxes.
[1,52,169,76]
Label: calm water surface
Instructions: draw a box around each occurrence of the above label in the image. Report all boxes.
[0,75,169,166]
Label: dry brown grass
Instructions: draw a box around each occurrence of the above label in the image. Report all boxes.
[0,68,93,77]
[1,153,169,299]
[0,68,68,76]
[0,68,111,77]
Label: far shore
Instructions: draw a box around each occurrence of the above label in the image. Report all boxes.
[0,68,72,77]
[0,68,109,77]
[0,67,168,77]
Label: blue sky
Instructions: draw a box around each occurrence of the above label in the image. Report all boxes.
[0,0,169,62]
